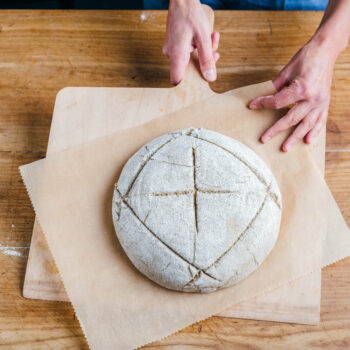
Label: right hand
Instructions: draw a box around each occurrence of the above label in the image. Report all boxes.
[163,0,220,85]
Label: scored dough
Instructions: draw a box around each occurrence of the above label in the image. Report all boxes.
[112,128,282,293]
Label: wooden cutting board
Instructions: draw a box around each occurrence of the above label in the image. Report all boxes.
[23,6,323,325]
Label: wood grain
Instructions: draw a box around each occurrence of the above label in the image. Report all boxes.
[0,9,349,349]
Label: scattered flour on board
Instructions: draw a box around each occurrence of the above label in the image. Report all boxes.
[140,12,155,22]
[0,242,29,258]
[3,250,23,257]
[140,12,148,21]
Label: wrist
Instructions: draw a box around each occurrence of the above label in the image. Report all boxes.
[310,25,348,59]
[170,0,200,7]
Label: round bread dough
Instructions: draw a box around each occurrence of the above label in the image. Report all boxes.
[112,128,282,293]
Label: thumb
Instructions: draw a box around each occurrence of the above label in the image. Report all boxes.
[273,70,290,92]
[249,81,301,110]
[195,33,217,82]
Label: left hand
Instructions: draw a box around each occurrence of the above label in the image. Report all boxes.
[249,38,336,152]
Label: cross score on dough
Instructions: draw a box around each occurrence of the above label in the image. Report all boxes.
[113,128,282,293]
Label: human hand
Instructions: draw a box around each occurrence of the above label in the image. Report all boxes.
[249,38,337,152]
[163,0,220,85]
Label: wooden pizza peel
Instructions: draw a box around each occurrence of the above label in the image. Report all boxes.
[23,6,324,325]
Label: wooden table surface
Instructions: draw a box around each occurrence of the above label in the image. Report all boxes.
[0,9,349,349]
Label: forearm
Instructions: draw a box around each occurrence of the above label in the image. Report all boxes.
[249,0,350,150]
[169,0,200,13]
[311,0,350,58]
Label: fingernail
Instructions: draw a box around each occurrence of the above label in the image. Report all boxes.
[171,80,181,86]
[262,135,270,143]
[204,69,216,82]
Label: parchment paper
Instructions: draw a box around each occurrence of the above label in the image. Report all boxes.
[20,82,350,350]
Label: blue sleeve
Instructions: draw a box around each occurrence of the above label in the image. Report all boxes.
[143,0,328,10]
[231,0,328,10]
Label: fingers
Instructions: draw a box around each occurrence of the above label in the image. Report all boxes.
[260,102,311,143]
[195,31,217,82]
[305,112,327,144]
[212,32,220,63]
[169,50,191,85]
[249,80,304,110]
[282,110,319,152]
[163,37,192,85]
[260,105,327,151]
[211,32,220,52]
[273,73,289,92]
[163,26,193,85]
[213,51,220,63]
[163,28,219,85]
[272,65,292,92]
[163,31,219,85]
[189,43,195,53]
